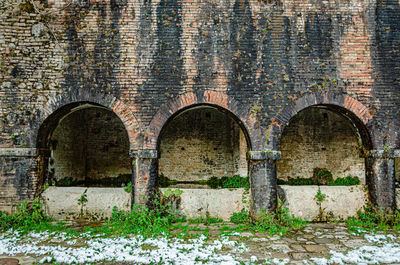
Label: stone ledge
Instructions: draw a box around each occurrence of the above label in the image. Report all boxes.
[279,185,368,221]
[249,150,281,161]
[42,187,131,220]
[160,188,249,221]
[138,149,158,159]
[0,148,37,157]
[370,149,400,158]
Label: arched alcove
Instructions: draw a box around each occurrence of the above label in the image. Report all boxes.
[37,102,132,187]
[277,105,371,183]
[158,105,250,185]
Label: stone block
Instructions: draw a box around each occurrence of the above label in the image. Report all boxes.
[41,187,131,220]
[279,185,368,221]
[319,185,368,219]
[279,185,320,220]
[160,188,250,221]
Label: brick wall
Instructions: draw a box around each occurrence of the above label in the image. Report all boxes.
[396,158,399,184]
[277,107,365,182]
[159,107,248,181]
[0,0,399,209]
[49,106,131,185]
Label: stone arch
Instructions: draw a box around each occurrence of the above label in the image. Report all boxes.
[268,91,373,150]
[145,91,262,150]
[32,91,141,151]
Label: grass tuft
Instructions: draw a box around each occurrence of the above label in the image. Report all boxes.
[346,204,400,233]
[230,200,307,235]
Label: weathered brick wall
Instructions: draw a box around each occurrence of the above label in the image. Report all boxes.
[396,158,399,184]
[49,106,131,185]
[159,107,247,181]
[0,0,399,209]
[0,0,398,146]
[277,107,365,182]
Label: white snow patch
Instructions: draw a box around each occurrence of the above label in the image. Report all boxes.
[265,258,290,265]
[0,231,247,264]
[311,233,400,265]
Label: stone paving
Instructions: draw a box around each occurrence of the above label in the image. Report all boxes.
[0,223,399,264]
[176,222,400,264]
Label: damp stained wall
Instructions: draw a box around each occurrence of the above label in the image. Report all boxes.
[159,107,248,181]
[0,0,399,209]
[277,107,365,182]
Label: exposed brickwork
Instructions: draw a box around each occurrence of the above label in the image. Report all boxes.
[145,91,260,149]
[0,0,399,211]
[271,91,373,150]
[49,106,131,185]
[277,107,365,182]
[395,158,399,184]
[159,107,248,181]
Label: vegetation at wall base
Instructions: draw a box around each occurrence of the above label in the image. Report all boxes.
[3,197,399,239]
[230,201,307,235]
[98,205,178,237]
[0,199,51,233]
[159,174,250,189]
[346,204,400,233]
[277,175,360,186]
[329,175,360,186]
[188,212,223,225]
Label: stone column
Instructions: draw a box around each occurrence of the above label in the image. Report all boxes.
[367,149,400,211]
[134,149,158,206]
[249,150,281,216]
[129,150,137,208]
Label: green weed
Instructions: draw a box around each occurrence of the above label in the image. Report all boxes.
[122,181,132,193]
[77,190,88,216]
[346,204,400,233]
[159,175,249,189]
[230,200,307,235]
[209,176,250,189]
[329,175,360,186]
[188,212,223,225]
[99,205,173,237]
[314,189,327,203]
[0,199,51,233]
[278,175,360,186]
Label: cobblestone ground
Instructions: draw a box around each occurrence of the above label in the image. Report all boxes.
[0,223,399,264]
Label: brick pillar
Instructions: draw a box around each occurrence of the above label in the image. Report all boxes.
[0,148,38,212]
[367,149,400,211]
[134,149,158,206]
[249,150,281,216]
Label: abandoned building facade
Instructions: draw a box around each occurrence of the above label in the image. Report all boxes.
[0,0,399,219]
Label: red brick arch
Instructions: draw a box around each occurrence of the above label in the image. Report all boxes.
[268,91,374,149]
[33,91,141,151]
[145,91,263,150]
